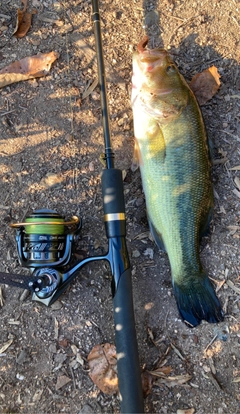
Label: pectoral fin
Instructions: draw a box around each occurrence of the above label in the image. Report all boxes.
[147,123,166,164]
[131,138,143,172]
[148,218,166,251]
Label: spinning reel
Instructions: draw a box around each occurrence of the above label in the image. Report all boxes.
[9,209,82,302]
[8,169,130,307]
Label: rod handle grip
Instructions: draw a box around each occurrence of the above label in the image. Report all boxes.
[113,267,144,413]
[102,169,125,214]
[102,169,126,238]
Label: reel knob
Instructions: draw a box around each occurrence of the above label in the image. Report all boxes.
[28,267,61,299]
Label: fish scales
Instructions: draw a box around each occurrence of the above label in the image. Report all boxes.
[140,100,211,275]
[132,37,224,326]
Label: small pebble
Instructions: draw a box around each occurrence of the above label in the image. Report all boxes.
[16,373,25,380]
[31,39,41,46]
[49,343,57,353]
[16,349,28,365]
[135,197,144,207]
[50,300,62,310]
[214,325,229,342]
[143,248,154,259]
[52,1,61,11]
[132,249,140,258]
[31,80,39,88]
[54,353,67,364]
[117,118,124,126]
[89,161,95,171]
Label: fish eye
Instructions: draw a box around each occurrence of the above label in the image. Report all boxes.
[166,65,176,73]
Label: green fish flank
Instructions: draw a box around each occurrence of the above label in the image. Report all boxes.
[131,37,224,327]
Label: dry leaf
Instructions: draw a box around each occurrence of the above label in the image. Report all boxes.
[233,188,240,199]
[58,338,68,348]
[190,66,221,105]
[87,343,118,395]
[156,373,192,387]
[148,366,172,377]
[32,389,43,402]
[232,377,240,383]
[55,375,71,390]
[0,287,4,307]
[0,51,59,88]
[234,176,240,191]
[13,0,36,38]
[54,317,58,340]
[71,344,78,355]
[76,353,84,366]
[177,409,195,414]
[209,277,225,293]
[230,165,240,171]
[0,338,14,354]
[141,371,154,398]
[13,9,33,38]
[21,0,28,11]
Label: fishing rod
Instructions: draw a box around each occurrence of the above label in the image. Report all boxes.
[0,1,144,412]
[91,1,144,411]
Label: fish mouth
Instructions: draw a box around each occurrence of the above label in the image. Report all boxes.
[137,36,166,56]
[137,36,168,66]
[137,36,168,70]
[139,50,167,61]
[137,54,167,73]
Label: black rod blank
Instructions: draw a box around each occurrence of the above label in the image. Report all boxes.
[91,0,114,169]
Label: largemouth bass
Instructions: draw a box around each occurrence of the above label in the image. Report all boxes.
[131,37,224,327]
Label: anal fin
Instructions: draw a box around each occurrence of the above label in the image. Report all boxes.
[199,206,213,240]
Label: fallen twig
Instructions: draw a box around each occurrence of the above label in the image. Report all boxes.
[204,334,218,353]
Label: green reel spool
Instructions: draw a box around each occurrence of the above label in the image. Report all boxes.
[25,216,65,235]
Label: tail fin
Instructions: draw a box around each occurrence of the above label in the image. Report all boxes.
[173,273,224,327]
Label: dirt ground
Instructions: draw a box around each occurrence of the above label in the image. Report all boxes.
[0,0,240,413]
